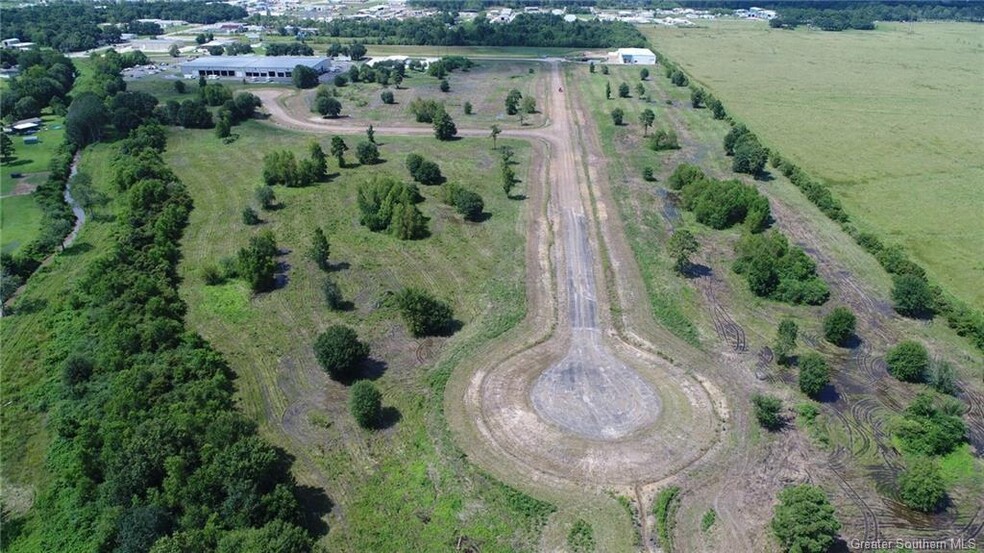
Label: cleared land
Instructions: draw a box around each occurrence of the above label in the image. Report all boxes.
[641,21,984,309]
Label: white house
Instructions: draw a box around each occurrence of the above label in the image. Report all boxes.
[607,48,657,65]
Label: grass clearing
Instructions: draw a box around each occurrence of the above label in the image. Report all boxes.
[167,120,542,550]
[641,21,984,308]
[0,195,44,254]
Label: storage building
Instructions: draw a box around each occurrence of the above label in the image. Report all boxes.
[180,56,331,81]
[607,48,657,65]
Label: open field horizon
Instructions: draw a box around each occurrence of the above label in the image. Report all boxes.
[641,20,984,309]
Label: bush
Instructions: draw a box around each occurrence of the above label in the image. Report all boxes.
[886,341,929,383]
[732,134,768,175]
[199,262,224,285]
[642,166,654,181]
[395,287,453,337]
[313,325,369,380]
[771,485,841,553]
[648,128,679,151]
[255,185,276,210]
[752,394,783,430]
[407,155,443,185]
[798,352,830,398]
[701,509,717,532]
[892,273,934,318]
[408,98,441,123]
[823,307,856,346]
[894,392,967,457]
[668,163,704,191]
[733,232,829,305]
[380,90,395,104]
[929,359,958,396]
[323,277,344,310]
[566,519,595,553]
[315,95,341,118]
[355,141,380,165]
[654,486,681,551]
[356,177,426,239]
[241,206,260,225]
[349,380,382,429]
[610,108,624,125]
[898,458,947,513]
[453,189,484,221]
[237,231,278,292]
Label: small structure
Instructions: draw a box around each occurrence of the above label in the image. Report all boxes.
[180,55,331,81]
[9,118,42,134]
[23,136,39,144]
[131,38,187,53]
[607,47,657,65]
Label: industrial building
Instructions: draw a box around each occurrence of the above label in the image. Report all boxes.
[180,56,331,81]
[607,48,657,65]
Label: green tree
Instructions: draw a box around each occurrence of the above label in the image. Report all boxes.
[929,359,958,396]
[316,95,342,118]
[390,200,428,240]
[313,325,369,380]
[605,81,611,100]
[823,307,856,346]
[668,163,705,190]
[691,88,705,108]
[215,115,231,138]
[898,457,947,513]
[708,97,726,119]
[291,65,318,89]
[66,92,108,147]
[241,206,260,225]
[771,485,841,553]
[453,189,484,221]
[323,277,343,310]
[350,380,382,429]
[733,135,768,175]
[433,109,457,141]
[439,78,450,92]
[798,352,830,398]
[618,82,630,98]
[589,62,595,73]
[463,101,472,115]
[610,107,624,126]
[356,140,380,165]
[522,96,536,114]
[892,273,933,318]
[396,287,454,337]
[366,124,375,144]
[501,164,516,197]
[724,124,750,155]
[255,185,276,210]
[640,67,649,80]
[330,136,348,168]
[0,133,13,164]
[774,318,798,365]
[639,108,655,136]
[505,88,522,115]
[168,43,180,57]
[309,227,330,271]
[752,394,783,431]
[490,124,501,150]
[668,229,698,273]
[173,80,186,94]
[238,230,278,292]
[886,341,929,383]
[635,82,645,98]
[380,90,395,104]
[309,141,327,180]
[642,167,654,181]
[601,65,609,75]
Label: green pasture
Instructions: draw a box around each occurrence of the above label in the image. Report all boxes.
[641,20,984,308]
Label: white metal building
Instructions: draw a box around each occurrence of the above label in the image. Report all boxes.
[180,56,331,81]
[607,48,657,65]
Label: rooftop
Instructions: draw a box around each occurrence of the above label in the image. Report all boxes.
[615,48,656,57]
[181,56,329,69]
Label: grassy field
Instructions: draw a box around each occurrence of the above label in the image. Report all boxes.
[166,121,546,550]
[641,21,984,309]
[1,115,65,253]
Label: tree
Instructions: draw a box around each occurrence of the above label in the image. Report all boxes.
[168,43,180,57]
[356,141,380,165]
[396,288,454,337]
[898,458,946,513]
[315,95,341,118]
[668,163,705,191]
[605,81,611,99]
[640,67,649,80]
[309,227,330,270]
[798,352,830,398]
[668,229,698,273]
[242,206,260,225]
[774,318,798,365]
[892,274,933,317]
[522,96,536,114]
[330,136,348,167]
[490,124,501,150]
[724,124,750,155]
[639,108,655,136]
[505,89,522,115]
[215,116,231,138]
[886,341,929,383]
[323,277,343,310]
[610,108,624,126]
[589,62,595,73]
[733,135,768,175]
[635,82,645,98]
[453,189,484,221]
[313,325,369,380]
[671,70,688,87]
[409,159,442,186]
[262,150,299,187]
[349,41,367,61]
[380,90,395,104]
[501,164,516,197]
[439,78,450,92]
[642,167,654,181]
[752,394,783,430]
[691,88,705,108]
[771,485,841,553]
[708,97,726,119]
[292,65,319,89]
[0,134,13,164]
[237,231,278,292]
[463,101,472,115]
[255,185,276,210]
[433,109,457,141]
[350,380,381,429]
[173,80,186,94]
[333,74,347,87]
[823,307,856,346]
[601,65,609,75]
[366,124,375,144]
[66,92,108,147]
[309,141,327,180]
[618,82,630,98]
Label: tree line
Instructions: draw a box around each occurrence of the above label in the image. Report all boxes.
[770,1,984,31]
[2,1,247,52]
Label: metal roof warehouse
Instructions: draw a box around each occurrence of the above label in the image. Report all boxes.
[180,56,331,81]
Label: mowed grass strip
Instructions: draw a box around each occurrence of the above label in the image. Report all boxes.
[641,21,984,308]
[167,121,543,550]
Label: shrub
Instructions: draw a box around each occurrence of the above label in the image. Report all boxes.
[886,341,929,383]
[355,141,380,165]
[323,277,343,310]
[453,189,484,221]
[701,509,717,532]
[648,128,679,151]
[566,519,595,553]
[642,167,654,181]
[407,156,443,185]
[611,108,624,125]
[733,232,828,305]
[752,394,783,430]
[654,486,681,551]
[357,177,425,239]
[929,359,958,396]
[668,163,704,191]
[898,458,947,513]
[313,325,369,380]
[237,230,278,292]
[200,263,225,285]
[395,287,453,337]
[463,101,472,114]
[798,352,830,398]
[823,307,856,346]
[892,273,934,318]
[771,485,840,553]
[893,392,967,456]
[409,98,441,123]
[255,185,276,210]
[241,206,260,225]
[732,134,768,175]
[349,380,381,429]
[380,90,395,104]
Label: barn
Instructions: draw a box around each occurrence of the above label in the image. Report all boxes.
[180,56,331,82]
[608,48,657,65]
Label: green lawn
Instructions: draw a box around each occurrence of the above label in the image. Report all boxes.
[641,21,984,308]
[167,121,545,550]
[0,195,43,254]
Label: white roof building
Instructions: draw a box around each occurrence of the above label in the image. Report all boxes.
[607,48,657,65]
